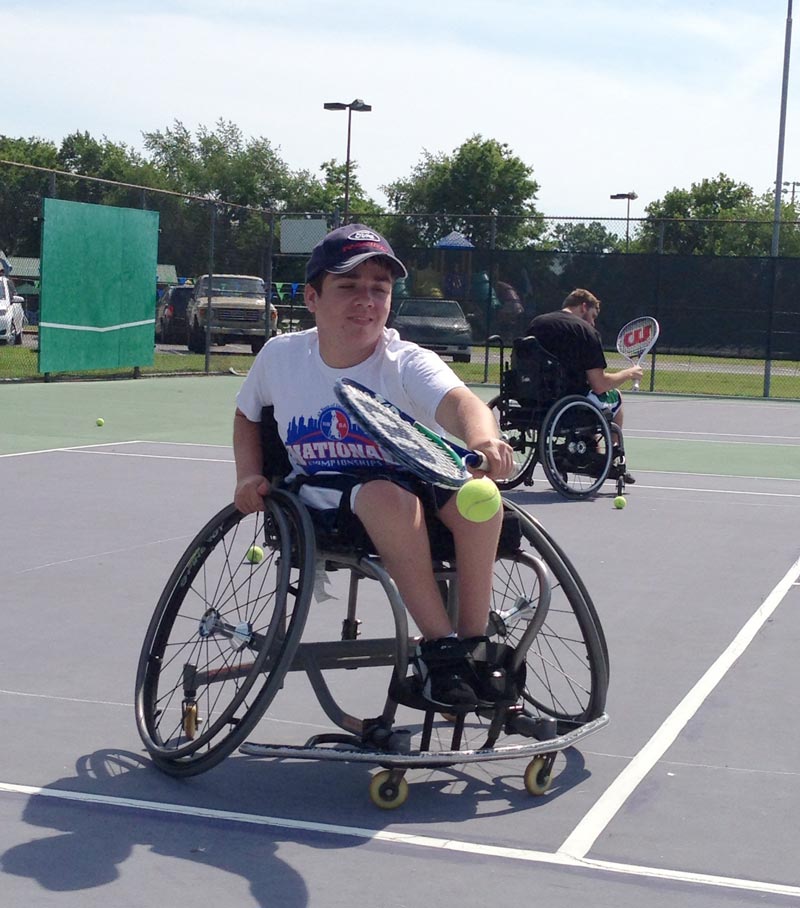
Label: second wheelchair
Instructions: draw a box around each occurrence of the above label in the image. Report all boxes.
[488,335,629,499]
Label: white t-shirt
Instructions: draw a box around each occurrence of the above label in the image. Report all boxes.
[236,327,465,481]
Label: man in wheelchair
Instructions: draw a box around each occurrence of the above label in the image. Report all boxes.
[232,224,515,711]
[527,288,642,482]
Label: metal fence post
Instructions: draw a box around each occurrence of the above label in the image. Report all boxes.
[264,211,275,344]
[205,204,216,374]
[483,212,497,383]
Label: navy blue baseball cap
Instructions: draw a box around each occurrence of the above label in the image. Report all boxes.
[305,224,408,282]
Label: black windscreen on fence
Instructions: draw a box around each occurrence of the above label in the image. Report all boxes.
[389,245,800,361]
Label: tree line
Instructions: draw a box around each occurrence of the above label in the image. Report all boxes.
[1,121,799,278]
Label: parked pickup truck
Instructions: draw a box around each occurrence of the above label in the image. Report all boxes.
[186,274,278,354]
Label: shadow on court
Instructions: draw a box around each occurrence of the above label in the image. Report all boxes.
[1,744,592,905]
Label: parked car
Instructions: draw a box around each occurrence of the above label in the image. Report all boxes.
[389,297,472,363]
[0,276,25,346]
[155,283,194,344]
[186,274,279,354]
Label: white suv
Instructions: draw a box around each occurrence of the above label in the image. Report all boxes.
[0,276,25,346]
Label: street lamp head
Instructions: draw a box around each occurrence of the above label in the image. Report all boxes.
[610,192,638,200]
[324,100,372,112]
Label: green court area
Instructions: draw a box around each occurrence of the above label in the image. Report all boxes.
[2,377,798,483]
[623,436,800,480]
[0,376,242,453]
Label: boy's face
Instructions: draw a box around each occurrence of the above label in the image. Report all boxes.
[305,259,394,365]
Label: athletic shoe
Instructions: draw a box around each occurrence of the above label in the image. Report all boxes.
[413,638,478,708]
[623,472,636,484]
[461,636,513,706]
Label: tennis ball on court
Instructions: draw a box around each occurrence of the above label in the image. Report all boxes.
[614,495,627,509]
[245,545,264,564]
[96,417,104,427]
[456,477,502,523]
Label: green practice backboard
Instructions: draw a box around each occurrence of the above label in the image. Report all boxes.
[39,199,159,373]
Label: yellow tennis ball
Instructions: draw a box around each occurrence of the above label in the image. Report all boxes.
[614,495,627,509]
[96,417,104,427]
[456,477,502,523]
[245,545,264,564]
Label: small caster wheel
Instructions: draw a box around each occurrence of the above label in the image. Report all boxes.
[369,770,409,810]
[182,701,199,739]
[524,756,552,796]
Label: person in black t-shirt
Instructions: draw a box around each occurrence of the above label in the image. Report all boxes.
[527,288,641,480]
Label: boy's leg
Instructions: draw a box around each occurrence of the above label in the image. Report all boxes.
[352,479,453,640]
[353,479,480,708]
[437,495,503,638]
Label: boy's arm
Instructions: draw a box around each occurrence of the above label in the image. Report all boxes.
[435,387,513,480]
[233,408,269,514]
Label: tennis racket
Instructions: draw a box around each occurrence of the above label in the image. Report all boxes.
[616,316,660,391]
[334,378,488,488]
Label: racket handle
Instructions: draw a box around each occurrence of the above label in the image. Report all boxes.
[465,451,490,471]
[632,380,640,391]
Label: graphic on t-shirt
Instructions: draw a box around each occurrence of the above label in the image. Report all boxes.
[285,406,394,474]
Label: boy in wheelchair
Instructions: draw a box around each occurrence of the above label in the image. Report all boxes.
[528,288,641,482]
[232,224,515,712]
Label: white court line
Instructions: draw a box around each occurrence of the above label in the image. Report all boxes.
[628,429,800,441]
[558,553,800,861]
[15,534,192,574]
[637,483,800,499]
[0,690,328,731]
[66,449,234,464]
[0,440,144,458]
[628,436,799,447]
[0,782,798,899]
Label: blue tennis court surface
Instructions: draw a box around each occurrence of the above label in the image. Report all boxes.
[2,385,799,906]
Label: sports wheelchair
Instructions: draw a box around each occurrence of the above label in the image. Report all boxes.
[135,411,609,808]
[487,335,630,498]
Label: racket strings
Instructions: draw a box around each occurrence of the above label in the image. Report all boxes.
[344,387,466,484]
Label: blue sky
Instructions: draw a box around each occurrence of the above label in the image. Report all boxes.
[4,1,797,218]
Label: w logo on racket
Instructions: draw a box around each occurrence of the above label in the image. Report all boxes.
[623,324,653,348]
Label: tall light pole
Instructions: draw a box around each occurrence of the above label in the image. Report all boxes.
[610,191,638,252]
[766,0,793,397]
[323,99,372,223]
[771,0,793,257]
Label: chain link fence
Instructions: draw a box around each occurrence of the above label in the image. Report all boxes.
[1,162,799,398]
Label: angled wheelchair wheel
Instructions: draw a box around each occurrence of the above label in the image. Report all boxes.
[135,490,315,777]
[488,502,608,725]
[488,395,537,490]
[540,396,613,499]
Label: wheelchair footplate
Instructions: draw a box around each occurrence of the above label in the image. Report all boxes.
[238,649,609,808]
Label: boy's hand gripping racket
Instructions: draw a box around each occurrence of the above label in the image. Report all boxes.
[616,316,660,391]
[334,378,488,488]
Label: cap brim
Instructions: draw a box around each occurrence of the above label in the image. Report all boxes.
[327,251,408,280]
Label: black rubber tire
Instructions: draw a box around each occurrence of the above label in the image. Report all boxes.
[135,491,315,777]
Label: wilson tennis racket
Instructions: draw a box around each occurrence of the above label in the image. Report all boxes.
[616,316,660,391]
[334,378,488,488]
